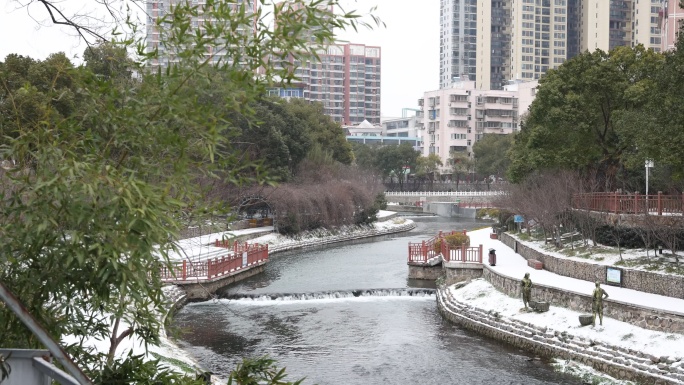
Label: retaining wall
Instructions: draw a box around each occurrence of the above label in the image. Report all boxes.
[499,232,684,300]
[437,288,684,385]
[483,267,684,334]
[408,265,442,280]
[177,263,266,300]
[423,202,478,218]
[443,262,483,285]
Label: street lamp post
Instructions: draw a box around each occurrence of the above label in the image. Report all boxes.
[645,159,654,214]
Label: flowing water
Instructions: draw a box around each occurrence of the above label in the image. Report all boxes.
[173,216,583,384]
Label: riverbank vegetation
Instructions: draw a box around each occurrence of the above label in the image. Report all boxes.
[0,0,380,382]
[507,30,684,193]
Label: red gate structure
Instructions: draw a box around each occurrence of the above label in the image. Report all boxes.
[159,241,269,282]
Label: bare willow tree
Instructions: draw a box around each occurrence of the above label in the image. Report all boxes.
[496,170,580,245]
[260,159,385,234]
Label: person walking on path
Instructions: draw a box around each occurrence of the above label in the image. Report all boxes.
[592,281,609,326]
[521,273,532,309]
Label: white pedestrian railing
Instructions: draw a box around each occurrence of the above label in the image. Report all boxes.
[385,191,503,197]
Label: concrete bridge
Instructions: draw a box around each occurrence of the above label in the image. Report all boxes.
[385,191,501,205]
[386,191,501,218]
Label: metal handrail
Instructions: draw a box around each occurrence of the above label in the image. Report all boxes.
[0,349,80,385]
[0,283,92,384]
[386,191,503,197]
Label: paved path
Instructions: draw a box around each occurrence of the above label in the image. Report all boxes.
[168,227,274,262]
[468,228,684,315]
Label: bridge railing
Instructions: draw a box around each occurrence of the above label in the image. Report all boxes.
[572,192,684,216]
[387,191,503,197]
[160,242,269,282]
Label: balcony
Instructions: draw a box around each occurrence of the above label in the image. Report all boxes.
[0,349,80,384]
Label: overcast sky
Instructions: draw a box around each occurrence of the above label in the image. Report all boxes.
[0,0,439,119]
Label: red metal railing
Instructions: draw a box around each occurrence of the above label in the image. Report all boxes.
[160,242,269,282]
[408,230,479,264]
[573,192,684,216]
[441,243,483,263]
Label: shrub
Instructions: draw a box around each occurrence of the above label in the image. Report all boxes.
[476,208,501,219]
[434,232,470,254]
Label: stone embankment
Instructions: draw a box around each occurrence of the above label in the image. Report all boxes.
[438,285,684,385]
[483,267,684,334]
[499,232,684,300]
[268,222,416,254]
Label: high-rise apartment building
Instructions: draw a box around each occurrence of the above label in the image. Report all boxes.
[146,0,381,124]
[510,0,572,81]
[269,43,382,125]
[601,0,663,52]
[632,0,665,51]
[440,0,665,90]
[440,0,479,89]
[660,0,684,51]
[145,0,259,67]
[439,0,511,90]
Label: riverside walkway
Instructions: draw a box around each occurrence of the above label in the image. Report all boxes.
[474,228,684,315]
[440,228,684,384]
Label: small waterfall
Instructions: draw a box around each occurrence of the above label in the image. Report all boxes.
[222,288,436,302]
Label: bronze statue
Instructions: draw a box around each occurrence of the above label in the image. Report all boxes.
[592,281,609,326]
[521,273,532,309]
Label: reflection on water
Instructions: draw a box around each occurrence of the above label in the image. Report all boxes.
[173,217,583,384]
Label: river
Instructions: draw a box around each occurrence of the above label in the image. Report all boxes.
[173,216,583,384]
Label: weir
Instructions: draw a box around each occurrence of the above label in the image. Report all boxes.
[220,288,436,301]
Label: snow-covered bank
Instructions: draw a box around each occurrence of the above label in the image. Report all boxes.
[440,279,684,384]
[249,215,415,253]
[450,279,684,359]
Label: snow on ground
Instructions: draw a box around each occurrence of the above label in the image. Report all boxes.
[469,228,684,314]
[167,227,274,262]
[450,279,684,359]
[508,231,683,274]
[60,285,203,377]
[551,360,635,385]
[460,226,684,383]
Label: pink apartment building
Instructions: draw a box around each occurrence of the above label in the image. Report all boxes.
[661,0,684,51]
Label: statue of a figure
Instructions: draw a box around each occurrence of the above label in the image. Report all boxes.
[592,281,609,326]
[521,273,532,309]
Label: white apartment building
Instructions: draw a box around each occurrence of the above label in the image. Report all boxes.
[145,0,259,67]
[510,0,571,80]
[382,115,423,138]
[439,0,479,89]
[420,78,537,173]
[440,0,664,90]
[602,0,663,52]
